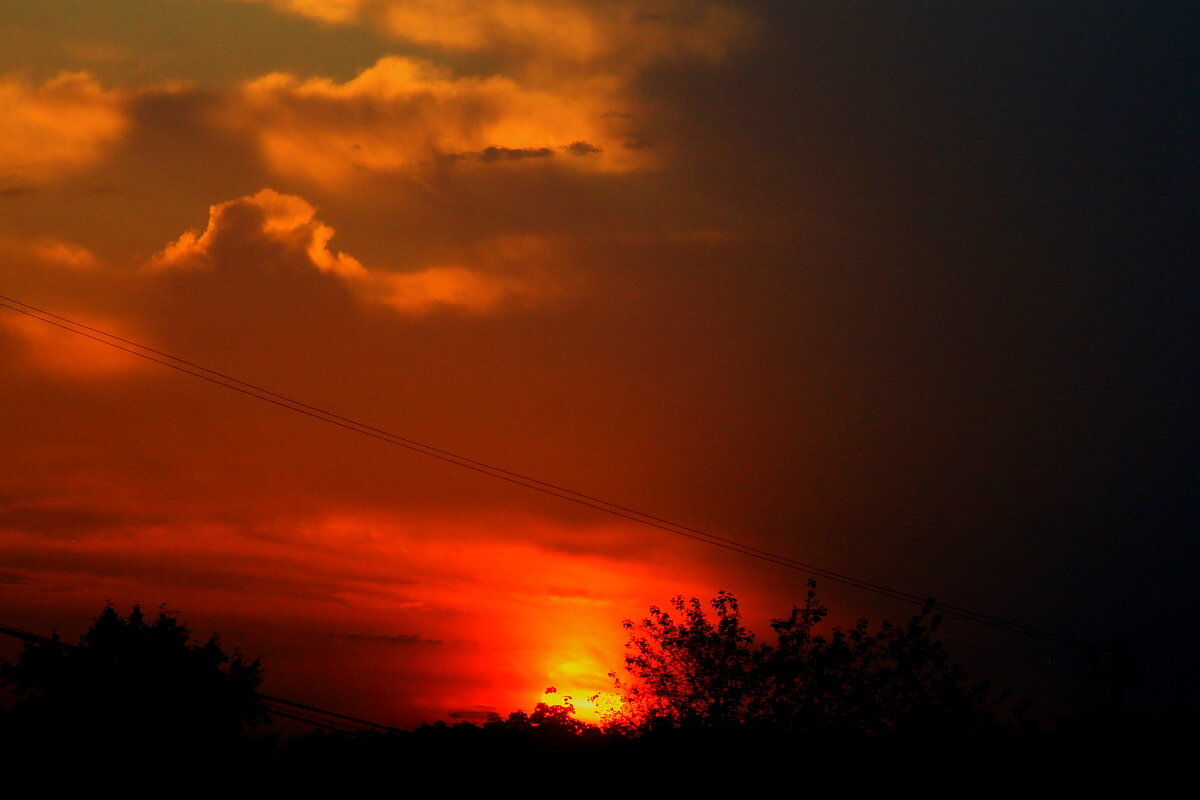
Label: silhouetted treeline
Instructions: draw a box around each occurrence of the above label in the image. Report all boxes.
[0,603,268,769]
[1,597,1187,780]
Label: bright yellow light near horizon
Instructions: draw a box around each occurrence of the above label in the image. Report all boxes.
[541,656,623,725]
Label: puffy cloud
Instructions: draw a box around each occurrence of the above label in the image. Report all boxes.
[0,71,127,182]
[227,4,755,187]
[149,188,367,279]
[232,56,646,186]
[151,189,563,313]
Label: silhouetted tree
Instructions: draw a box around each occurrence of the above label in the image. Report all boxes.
[482,691,595,740]
[609,582,1016,736]
[0,602,267,756]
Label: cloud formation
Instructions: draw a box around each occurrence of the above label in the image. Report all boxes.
[0,234,100,271]
[227,3,755,185]
[232,57,644,186]
[0,71,127,182]
[0,311,146,379]
[151,189,560,313]
[149,188,367,278]
[249,0,755,67]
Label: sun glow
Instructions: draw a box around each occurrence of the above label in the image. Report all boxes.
[0,505,712,726]
[540,656,622,725]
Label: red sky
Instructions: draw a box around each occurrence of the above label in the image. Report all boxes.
[2,1,1196,726]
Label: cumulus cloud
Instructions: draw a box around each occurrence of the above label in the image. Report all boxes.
[228,3,753,186]
[151,189,563,313]
[0,71,127,182]
[149,188,367,279]
[227,4,755,188]
[231,56,645,186]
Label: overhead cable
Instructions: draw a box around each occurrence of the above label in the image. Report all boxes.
[0,293,1096,650]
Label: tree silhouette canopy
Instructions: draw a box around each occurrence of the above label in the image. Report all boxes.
[608,582,1016,736]
[0,603,267,751]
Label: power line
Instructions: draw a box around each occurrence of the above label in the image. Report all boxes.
[0,293,1096,650]
[259,694,399,733]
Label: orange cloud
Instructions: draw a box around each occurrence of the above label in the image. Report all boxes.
[380,267,536,314]
[229,4,756,187]
[0,233,100,271]
[255,0,362,24]
[380,234,571,314]
[251,1,755,67]
[0,311,146,379]
[0,71,127,182]
[232,56,643,187]
[149,188,367,279]
[151,189,564,313]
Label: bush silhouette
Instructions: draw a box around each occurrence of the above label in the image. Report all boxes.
[608,581,1016,736]
[1,603,267,755]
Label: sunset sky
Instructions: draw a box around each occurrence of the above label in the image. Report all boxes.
[1,1,1196,726]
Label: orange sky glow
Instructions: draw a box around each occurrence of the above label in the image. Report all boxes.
[2,1,1196,728]
[0,0,797,727]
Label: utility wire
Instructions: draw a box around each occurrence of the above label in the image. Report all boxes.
[0,294,1096,650]
[259,694,399,733]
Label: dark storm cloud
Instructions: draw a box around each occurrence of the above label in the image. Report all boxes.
[1,185,36,198]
